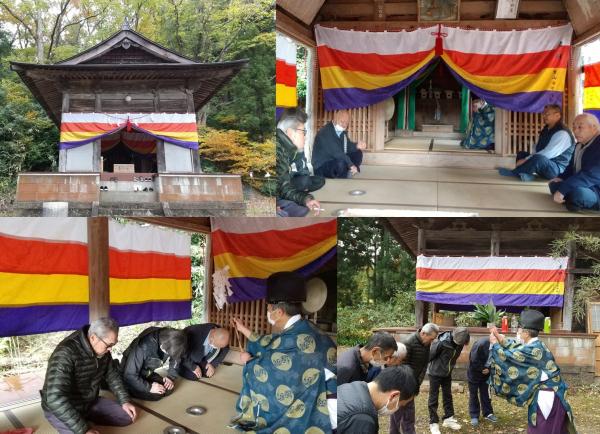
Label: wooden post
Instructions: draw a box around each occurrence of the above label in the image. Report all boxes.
[156,140,166,173]
[88,217,110,322]
[567,45,582,127]
[205,234,213,323]
[562,240,576,332]
[415,227,426,327]
[92,140,101,172]
[490,228,500,256]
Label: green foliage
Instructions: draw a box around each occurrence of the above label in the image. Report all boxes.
[337,295,416,347]
[472,300,506,326]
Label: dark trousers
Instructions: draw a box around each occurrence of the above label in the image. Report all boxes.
[514,152,562,180]
[127,372,174,401]
[549,181,600,211]
[276,198,309,217]
[44,397,133,434]
[291,174,325,193]
[468,380,494,419]
[315,150,363,178]
[428,375,454,424]
[389,397,416,434]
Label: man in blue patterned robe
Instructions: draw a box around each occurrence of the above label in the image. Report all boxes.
[488,310,576,434]
[461,99,495,150]
[230,272,337,434]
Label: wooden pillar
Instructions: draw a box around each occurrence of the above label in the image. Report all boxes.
[373,101,386,151]
[92,140,101,172]
[58,91,70,173]
[562,240,576,331]
[204,234,213,323]
[88,217,110,322]
[192,148,202,173]
[157,140,166,173]
[415,227,426,327]
[490,229,500,256]
[567,45,582,127]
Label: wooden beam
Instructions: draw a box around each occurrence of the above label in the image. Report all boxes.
[88,217,110,322]
[129,217,211,234]
[562,240,576,331]
[276,8,316,47]
[572,22,600,47]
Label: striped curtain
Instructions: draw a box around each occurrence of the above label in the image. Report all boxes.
[416,255,568,308]
[108,220,192,326]
[584,61,600,121]
[101,131,157,154]
[276,33,298,118]
[316,24,573,113]
[0,218,89,337]
[60,113,199,150]
[211,218,337,304]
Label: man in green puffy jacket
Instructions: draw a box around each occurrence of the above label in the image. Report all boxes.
[41,317,137,434]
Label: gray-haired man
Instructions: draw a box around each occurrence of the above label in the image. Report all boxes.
[41,317,137,434]
[276,108,322,217]
[390,322,440,434]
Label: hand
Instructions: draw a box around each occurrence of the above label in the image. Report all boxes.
[357,141,367,150]
[150,382,166,394]
[349,165,358,175]
[163,377,174,390]
[85,430,100,434]
[305,199,321,216]
[553,190,565,204]
[482,368,490,375]
[230,318,251,338]
[205,363,215,378]
[122,402,137,422]
[240,351,253,364]
[193,365,202,379]
[515,158,527,167]
[489,333,498,344]
[549,177,563,184]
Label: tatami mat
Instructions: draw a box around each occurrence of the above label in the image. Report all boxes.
[313,165,574,216]
[197,364,243,394]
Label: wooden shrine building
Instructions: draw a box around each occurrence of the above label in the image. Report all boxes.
[10,21,248,216]
[277,0,600,170]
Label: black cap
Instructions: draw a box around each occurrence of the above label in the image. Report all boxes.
[266,272,306,303]
[520,309,545,331]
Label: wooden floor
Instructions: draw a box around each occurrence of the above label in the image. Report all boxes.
[313,165,579,217]
[0,364,244,434]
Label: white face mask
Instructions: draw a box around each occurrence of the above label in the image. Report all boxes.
[377,394,400,415]
[515,331,524,345]
[369,351,386,367]
[334,124,346,133]
[267,310,276,326]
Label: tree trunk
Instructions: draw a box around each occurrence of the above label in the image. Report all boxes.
[36,12,44,63]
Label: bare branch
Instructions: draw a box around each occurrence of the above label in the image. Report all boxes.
[0,1,35,41]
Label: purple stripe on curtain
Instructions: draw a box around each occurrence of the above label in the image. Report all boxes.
[584,109,600,122]
[322,60,436,111]
[0,305,89,337]
[110,301,192,327]
[59,127,123,150]
[416,292,564,307]
[434,304,526,313]
[446,67,563,113]
[227,247,337,303]
[132,126,198,150]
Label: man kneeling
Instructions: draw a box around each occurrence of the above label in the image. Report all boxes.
[119,327,187,401]
[41,317,137,434]
[179,323,230,380]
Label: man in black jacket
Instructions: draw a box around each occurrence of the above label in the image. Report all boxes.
[390,322,439,434]
[178,323,230,380]
[467,336,496,427]
[119,327,187,401]
[338,366,418,434]
[41,317,137,434]
[427,327,470,434]
[337,331,398,385]
[312,110,367,178]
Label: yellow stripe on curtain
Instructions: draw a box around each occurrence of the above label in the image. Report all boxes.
[416,280,564,295]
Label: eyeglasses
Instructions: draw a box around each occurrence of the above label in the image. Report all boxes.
[97,335,117,349]
[294,128,307,135]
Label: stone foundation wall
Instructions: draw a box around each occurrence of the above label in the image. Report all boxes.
[16,173,99,202]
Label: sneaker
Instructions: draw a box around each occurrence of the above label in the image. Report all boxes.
[442,416,462,430]
[485,413,498,423]
[471,417,479,426]
[498,167,516,177]
[429,423,441,434]
[518,172,535,182]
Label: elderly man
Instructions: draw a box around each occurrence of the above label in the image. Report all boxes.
[549,113,600,211]
[276,108,321,217]
[390,323,440,434]
[178,323,230,380]
[119,327,187,401]
[468,336,496,427]
[338,366,418,434]
[338,332,398,385]
[41,317,137,434]
[499,104,575,181]
[427,327,470,433]
[312,109,367,178]
[230,271,336,433]
[488,310,576,434]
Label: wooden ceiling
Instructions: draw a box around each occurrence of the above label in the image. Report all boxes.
[277,0,600,42]
[384,217,600,257]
